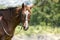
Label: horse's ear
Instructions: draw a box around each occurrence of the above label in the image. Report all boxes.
[27,4,34,9]
[22,3,24,8]
[30,6,33,9]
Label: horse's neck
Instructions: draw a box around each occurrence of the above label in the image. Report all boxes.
[3,8,20,34]
[11,7,21,26]
[0,7,21,35]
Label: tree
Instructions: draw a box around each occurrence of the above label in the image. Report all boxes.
[30,0,60,26]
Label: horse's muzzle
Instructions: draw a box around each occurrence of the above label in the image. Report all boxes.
[23,26,29,31]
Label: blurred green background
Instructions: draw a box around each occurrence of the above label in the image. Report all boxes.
[0,0,60,35]
[30,0,60,26]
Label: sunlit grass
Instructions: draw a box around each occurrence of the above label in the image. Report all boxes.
[15,25,60,35]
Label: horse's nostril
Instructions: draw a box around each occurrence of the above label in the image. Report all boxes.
[23,26,29,31]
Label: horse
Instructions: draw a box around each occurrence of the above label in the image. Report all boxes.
[0,3,32,40]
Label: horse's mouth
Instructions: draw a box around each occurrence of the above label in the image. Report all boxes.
[23,26,29,31]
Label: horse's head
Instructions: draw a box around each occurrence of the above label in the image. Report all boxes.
[21,3,33,30]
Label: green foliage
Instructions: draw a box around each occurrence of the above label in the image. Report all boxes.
[30,0,60,26]
[15,25,60,35]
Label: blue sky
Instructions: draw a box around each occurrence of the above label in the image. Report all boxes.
[0,0,34,7]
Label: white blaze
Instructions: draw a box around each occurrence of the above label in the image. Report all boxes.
[0,16,2,21]
[24,10,29,28]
